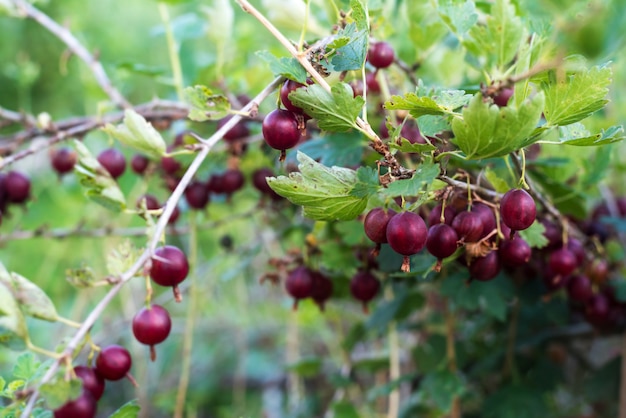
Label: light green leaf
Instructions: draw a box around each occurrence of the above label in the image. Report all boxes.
[388,138,437,154]
[267,152,368,221]
[6,272,58,322]
[107,241,143,278]
[329,23,368,71]
[12,353,40,381]
[349,0,368,31]
[0,281,28,351]
[109,399,141,418]
[102,109,166,159]
[451,93,545,159]
[485,168,511,193]
[385,89,471,118]
[256,50,308,83]
[382,160,440,198]
[464,0,525,70]
[543,65,612,126]
[518,220,548,249]
[408,2,448,53]
[350,166,380,198]
[417,115,450,137]
[183,85,231,122]
[73,141,127,212]
[203,0,233,45]
[65,265,98,288]
[288,83,364,132]
[439,0,478,35]
[551,124,625,146]
[39,377,82,410]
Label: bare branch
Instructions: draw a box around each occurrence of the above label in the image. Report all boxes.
[9,0,130,108]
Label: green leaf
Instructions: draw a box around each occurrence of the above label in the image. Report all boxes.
[388,138,437,154]
[483,385,550,418]
[116,62,165,77]
[107,241,143,278]
[267,152,368,221]
[109,399,141,418]
[464,0,525,70]
[408,2,448,53]
[102,109,167,159]
[73,140,126,212]
[288,83,364,132]
[1,272,58,322]
[0,281,28,350]
[39,377,82,410]
[350,166,380,198]
[12,353,40,381]
[385,89,471,118]
[287,357,322,377]
[65,265,98,288]
[484,167,511,193]
[203,0,233,46]
[422,369,466,412]
[331,401,360,418]
[518,221,548,249]
[413,335,447,373]
[439,0,478,35]
[183,85,231,122]
[349,0,368,31]
[550,124,625,146]
[451,93,545,160]
[330,23,368,71]
[542,65,612,126]
[255,50,307,83]
[293,131,364,167]
[381,160,440,198]
[417,115,450,137]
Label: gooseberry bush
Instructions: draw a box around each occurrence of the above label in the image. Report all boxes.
[1,0,626,417]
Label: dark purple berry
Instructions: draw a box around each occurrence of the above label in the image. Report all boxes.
[500,189,536,232]
[53,391,97,418]
[132,304,172,361]
[364,207,397,244]
[498,237,531,268]
[95,345,132,381]
[548,248,578,277]
[427,204,455,226]
[350,271,380,313]
[285,266,314,309]
[451,211,483,243]
[136,194,160,211]
[51,147,77,175]
[493,87,513,107]
[150,245,189,301]
[221,169,245,195]
[368,41,395,69]
[585,293,611,327]
[252,168,281,200]
[5,171,31,203]
[184,181,210,209]
[262,109,303,159]
[310,271,333,311]
[469,251,501,281]
[567,275,594,303]
[426,224,459,271]
[280,79,307,115]
[366,72,380,94]
[131,154,150,175]
[386,211,428,272]
[471,202,497,239]
[161,155,181,176]
[97,148,126,179]
[73,366,105,401]
[566,238,585,266]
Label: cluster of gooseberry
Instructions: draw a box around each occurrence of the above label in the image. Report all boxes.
[53,244,188,417]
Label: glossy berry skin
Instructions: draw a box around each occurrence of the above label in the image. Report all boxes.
[426,224,459,259]
[368,41,395,69]
[567,275,594,303]
[5,171,31,203]
[132,304,172,346]
[385,212,427,256]
[471,203,497,239]
[498,237,531,268]
[161,155,182,176]
[451,211,483,243]
[350,271,380,307]
[53,391,97,418]
[97,148,126,179]
[310,271,333,311]
[131,154,150,175]
[500,189,536,231]
[262,109,302,151]
[95,345,132,381]
[73,366,105,401]
[285,266,314,308]
[427,204,455,226]
[493,87,513,107]
[184,181,210,209]
[217,115,250,142]
[51,147,77,175]
[548,248,578,277]
[150,245,189,287]
[364,207,397,244]
[469,251,501,281]
[280,79,307,115]
[221,169,245,195]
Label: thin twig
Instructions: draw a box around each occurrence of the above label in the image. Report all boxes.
[21,77,282,417]
[10,0,130,108]
[439,175,500,199]
[0,100,188,170]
